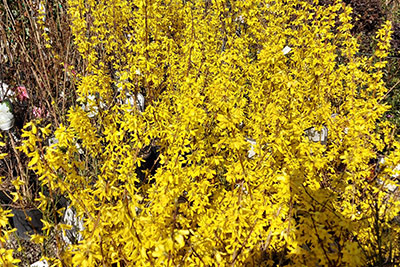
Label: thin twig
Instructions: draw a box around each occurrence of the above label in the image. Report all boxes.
[8,131,30,203]
[378,78,400,104]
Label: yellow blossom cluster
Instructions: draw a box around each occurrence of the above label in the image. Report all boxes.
[17,0,400,265]
[0,135,19,266]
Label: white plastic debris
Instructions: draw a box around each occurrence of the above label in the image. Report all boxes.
[375,158,399,192]
[122,92,145,113]
[62,205,84,245]
[0,82,13,100]
[80,94,106,118]
[125,93,134,109]
[392,164,400,179]
[330,113,349,137]
[386,182,398,192]
[0,101,14,131]
[246,138,256,159]
[48,137,83,154]
[377,178,398,193]
[115,79,145,113]
[136,92,145,112]
[135,206,142,215]
[31,259,48,267]
[75,142,84,154]
[331,113,338,118]
[235,15,244,23]
[305,126,328,144]
[48,137,58,147]
[282,46,292,55]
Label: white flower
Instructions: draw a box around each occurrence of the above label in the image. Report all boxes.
[0,102,14,131]
[282,46,292,55]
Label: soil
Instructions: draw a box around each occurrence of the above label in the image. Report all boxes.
[5,231,58,267]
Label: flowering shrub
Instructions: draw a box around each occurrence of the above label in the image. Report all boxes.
[0,134,19,266]
[0,206,19,266]
[343,0,400,133]
[17,0,400,266]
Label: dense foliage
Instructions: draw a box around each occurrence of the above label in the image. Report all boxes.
[2,0,400,266]
[344,0,400,130]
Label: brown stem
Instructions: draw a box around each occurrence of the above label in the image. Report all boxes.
[231,219,258,266]
[8,131,31,204]
[310,213,334,267]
